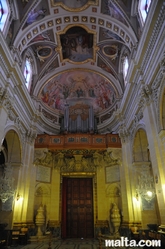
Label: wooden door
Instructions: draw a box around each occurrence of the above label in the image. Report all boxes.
[62,178,94,238]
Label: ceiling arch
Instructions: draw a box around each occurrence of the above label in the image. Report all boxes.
[8,0,140,134]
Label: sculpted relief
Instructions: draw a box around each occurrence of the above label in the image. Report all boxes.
[34,149,120,172]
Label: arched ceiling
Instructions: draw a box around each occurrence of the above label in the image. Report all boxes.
[9,0,139,133]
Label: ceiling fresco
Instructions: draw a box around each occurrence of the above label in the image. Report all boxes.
[38,70,119,114]
[23,1,50,29]
[59,26,94,63]
[9,0,139,132]
[102,0,129,27]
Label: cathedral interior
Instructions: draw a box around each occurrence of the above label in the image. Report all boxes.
[0,0,165,246]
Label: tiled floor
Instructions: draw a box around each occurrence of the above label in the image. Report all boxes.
[5,237,162,249]
[8,239,101,249]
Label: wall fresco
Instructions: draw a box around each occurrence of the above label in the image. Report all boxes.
[38,70,118,114]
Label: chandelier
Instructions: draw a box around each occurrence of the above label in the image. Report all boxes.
[0,163,15,203]
[137,172,155,202]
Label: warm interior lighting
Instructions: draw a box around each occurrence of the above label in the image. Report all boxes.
[16,193,23,201]
[135,191,139,201]
[147,191,153,197]
[162,184,165,193]
[16,193,20,201]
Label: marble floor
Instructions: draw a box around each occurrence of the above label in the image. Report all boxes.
[9,238,102,249]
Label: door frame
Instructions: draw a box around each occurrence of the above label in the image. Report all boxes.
[60,173,96,238]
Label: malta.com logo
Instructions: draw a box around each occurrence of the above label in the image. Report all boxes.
[105,237,161,247]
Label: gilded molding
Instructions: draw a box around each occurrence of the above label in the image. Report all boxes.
[102,45,118,60]
[61,172,95,177]
[64,17,70,23]
[36,46,53,62]
[56,24,97,64]
[50,0,98,12]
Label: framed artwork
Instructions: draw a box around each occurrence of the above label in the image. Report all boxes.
[56,25,98,64]
[105,165,120,183]
[36,165,51,183]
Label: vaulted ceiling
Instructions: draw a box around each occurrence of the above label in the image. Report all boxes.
[9,0,139,134]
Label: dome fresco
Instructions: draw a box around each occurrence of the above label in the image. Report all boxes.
[38,70,119,114]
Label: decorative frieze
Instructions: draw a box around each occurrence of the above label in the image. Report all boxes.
[34,148,120,173]
[35,134,121,149]
[34,149,53,167]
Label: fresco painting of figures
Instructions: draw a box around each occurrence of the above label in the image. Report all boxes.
[60,27,93,62]
[39,70,118,114]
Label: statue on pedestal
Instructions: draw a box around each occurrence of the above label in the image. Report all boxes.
[35,204,45,237]
[110,203,121,237]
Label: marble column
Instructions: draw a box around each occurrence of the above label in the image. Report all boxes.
[143,101,165,224]
[119,129,134,227]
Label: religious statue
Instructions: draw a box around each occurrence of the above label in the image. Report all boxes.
[110,203,121,237]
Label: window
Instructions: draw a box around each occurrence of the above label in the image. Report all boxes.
[123,56,129,84]
[139,0,152,24]
[24,58,32,89]
[0,0,9,31]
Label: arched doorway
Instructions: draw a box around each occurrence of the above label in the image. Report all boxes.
[0,130,21,229]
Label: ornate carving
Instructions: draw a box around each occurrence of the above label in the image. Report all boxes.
[160,52,165,75]
[127,109,144,141]
[8,109,17,121]
[26,127,37,144]
[54,152,65,169]
[53,150,105,172]
[93,151,103,167]
[119,124,130,143]
[34,149,53,167]
[0,87,14,112]
[139,85,152,108]
[103,151,118,165]
[59,153,97,172]
[42,109,57,123]
[0,87,5,101]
